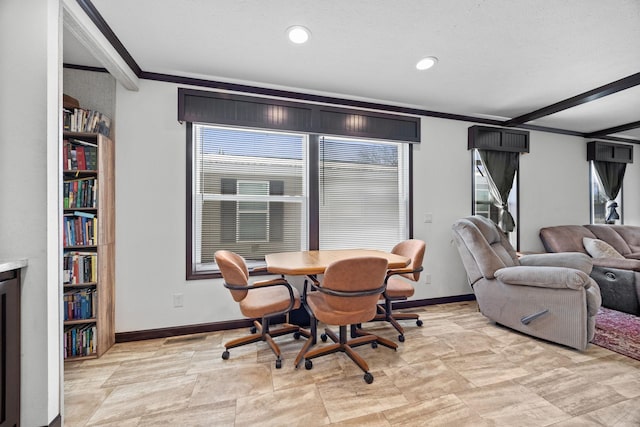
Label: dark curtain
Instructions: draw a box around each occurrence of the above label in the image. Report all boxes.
[593,161,626,223]
[479,150,518,233]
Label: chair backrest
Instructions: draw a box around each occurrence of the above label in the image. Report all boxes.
[451,216,519,285]
[390,239,426,282]
[321,257,388,313]
[214,250,250,302]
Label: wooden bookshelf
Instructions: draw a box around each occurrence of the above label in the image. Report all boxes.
[62,131,115,360]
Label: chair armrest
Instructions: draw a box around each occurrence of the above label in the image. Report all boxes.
[385,266,423,282]
[519,252,592,274]
[225,277,292,293]
[495,266,592,290]
[252,277,289,287]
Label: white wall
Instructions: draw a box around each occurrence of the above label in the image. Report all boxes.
[113,78,629,333]
[114,80,243,332]
[0,0,62,425]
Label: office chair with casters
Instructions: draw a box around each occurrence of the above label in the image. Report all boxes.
[297,256,391,384]
[214,250,310,369]
[367,239,426,342]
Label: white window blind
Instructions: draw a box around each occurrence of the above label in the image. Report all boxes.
[192,125,307,270]
[318,137,409,251]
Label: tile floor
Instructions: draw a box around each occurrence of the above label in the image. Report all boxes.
[64,301,640,426]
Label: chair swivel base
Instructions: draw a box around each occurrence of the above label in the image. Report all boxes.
[373,303,423,342]
[300,325,382,384]
[222,319,310,369]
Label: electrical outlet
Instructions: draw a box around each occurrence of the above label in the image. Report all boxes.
[424,274,431,284]
[423,213,433,223]
[173,293,184,308]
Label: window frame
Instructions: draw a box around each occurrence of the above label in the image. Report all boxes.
[589,161,624,225]
[186,123,413,280]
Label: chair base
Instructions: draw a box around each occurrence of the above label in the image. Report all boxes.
[223,319,311,368]
[371,300,423,341]
[297,325,393,383]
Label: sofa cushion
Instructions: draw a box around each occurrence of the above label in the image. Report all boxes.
[584,225,632,256]
[583,237,625,259]
[539,225,595,253]
[609,225,640,254]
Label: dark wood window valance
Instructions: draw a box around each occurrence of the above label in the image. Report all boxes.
[178,88,420,143]
[587,141,633,163]
[468,125,530,153]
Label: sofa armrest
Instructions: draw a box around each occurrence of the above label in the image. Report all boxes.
[495,266,592,290]
[591,257,640,272]
[519,252,593,274]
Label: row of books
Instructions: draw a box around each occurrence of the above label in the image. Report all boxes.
[63,287,97,321]
[64,324,97,358]
[63,107,111,137]
[64,212,97,247]
[64,138,98,171]
[64,251,98,284]
[64,177,97,209]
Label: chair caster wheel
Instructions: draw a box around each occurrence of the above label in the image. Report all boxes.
[293,331,301,340]
[398,334,405,342]
[371,341,378,348]
[275,359,282,369]
[222,350,230,360]
[416,319,423,327]
[305,359,313,370]
[364,372,374,384]
[321,333,328,342]
[250,326,257,334]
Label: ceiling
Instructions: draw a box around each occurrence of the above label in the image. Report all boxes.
[63,0,640,142]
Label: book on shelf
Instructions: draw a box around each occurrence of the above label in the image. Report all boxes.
[63,214,97,247]
[63,178,97,209]
[64,323,97,358]
[63,107,111,137]
[63,287,97,321]
[63,251,97,284]
[64,138,98,171]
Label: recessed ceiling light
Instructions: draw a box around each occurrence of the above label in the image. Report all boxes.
[416,56,438,71]
[287,26,311,44]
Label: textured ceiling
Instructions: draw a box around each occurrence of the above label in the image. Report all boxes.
[63,0,640,141]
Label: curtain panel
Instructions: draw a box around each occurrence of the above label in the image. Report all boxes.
[593,161,627,223]
[478,150,518,233]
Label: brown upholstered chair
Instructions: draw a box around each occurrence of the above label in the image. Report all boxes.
[215,250,310,368]
[372,239,426,342]
[296,256,391,384]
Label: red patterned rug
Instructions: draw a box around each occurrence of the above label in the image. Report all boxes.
[592,307,640,361]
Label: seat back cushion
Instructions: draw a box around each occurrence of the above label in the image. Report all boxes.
[452,217,514,283]
[391,239,426,281]
[609,225,640,254]
[585,225,632,256]
[214,250,250,301]
[322,256,388,314]
[466,216,519,268]
[539,225,595,253]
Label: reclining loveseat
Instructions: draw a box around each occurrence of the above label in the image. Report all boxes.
[539,224,640,315]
